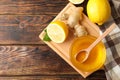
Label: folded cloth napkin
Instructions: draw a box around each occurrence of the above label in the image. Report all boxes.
[100,0,120,80]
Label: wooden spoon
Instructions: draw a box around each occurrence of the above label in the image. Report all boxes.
[75,23,116,63]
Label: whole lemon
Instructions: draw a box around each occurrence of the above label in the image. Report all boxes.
[87,0,111,25]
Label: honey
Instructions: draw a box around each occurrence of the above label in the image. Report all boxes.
[76,51,86,62]
[70,35,106,72]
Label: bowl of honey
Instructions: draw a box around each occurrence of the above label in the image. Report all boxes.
[70,35,106,72]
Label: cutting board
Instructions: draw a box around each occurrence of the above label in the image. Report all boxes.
[39,3,101,78]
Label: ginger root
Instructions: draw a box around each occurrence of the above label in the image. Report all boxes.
[74,24,88,37]
[60,7,88,37]
[67,7,83,28]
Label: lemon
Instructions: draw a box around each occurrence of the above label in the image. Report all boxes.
[69,0,84,4]
[87,0,111,25]
[47,21,69,43]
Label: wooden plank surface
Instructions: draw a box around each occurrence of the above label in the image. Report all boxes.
[0,0,68,15]
[0,71,106,80]
[0,46,76,75]
[0,0,106,80]
[0,15,55,44]
[0,46,106,79]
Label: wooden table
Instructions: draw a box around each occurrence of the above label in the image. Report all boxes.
[0,0,106,80]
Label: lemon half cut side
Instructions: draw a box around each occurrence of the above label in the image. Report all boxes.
[47,21,69,43]
[69,0,84,4]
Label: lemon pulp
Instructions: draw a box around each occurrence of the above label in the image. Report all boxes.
[69,0,84,4]
[47,21,68,43]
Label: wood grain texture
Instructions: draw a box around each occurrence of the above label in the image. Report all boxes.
[0,70,106,80]
[0,46,76,75]
[0,0,107,79]
[0,0,68,15]
[0,46,106,80]
[0,15,55,44]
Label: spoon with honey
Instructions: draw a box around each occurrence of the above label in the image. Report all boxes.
[75,23,116,63]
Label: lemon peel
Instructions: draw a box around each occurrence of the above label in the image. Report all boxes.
[87,0,111,25]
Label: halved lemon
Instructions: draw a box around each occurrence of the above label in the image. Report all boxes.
[69,0,84,4]
[47,21,69,43]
